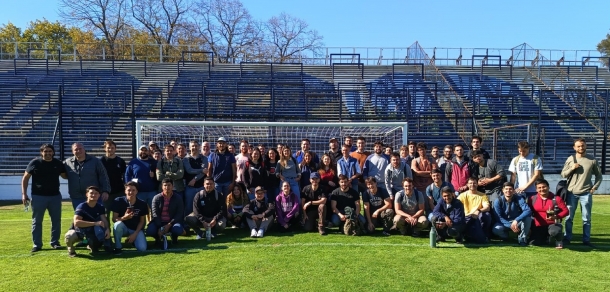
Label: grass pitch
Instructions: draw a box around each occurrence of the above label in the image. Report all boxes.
[1,197,610,291]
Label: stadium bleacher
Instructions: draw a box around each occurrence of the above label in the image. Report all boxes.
[0,47,608,175]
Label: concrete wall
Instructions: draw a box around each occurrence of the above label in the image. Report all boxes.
[3,174,609,200]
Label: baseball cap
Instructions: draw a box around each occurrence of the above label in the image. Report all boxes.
[217,137,227,142]
[148,141,157,146]
[139,145,148,150]
[255,186,265,192]
[310,172,321,180]
[329,137,338,142]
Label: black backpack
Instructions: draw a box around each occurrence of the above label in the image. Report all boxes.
[555,155,577,202]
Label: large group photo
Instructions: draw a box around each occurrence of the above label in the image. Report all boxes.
[2,0,610,291]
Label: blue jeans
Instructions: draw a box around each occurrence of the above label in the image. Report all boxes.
[331,213,366,227]
[280,177,300,201]
[113,221,147,251]
[70,198,87,210]
[137,191,158,210]
[215,181,232,198]
[492,216,532,243]
[146,222,184,239]
[31,194,62,247]
[564,192,592,242]
[184,186,203,216]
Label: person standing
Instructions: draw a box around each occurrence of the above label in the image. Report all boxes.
[64,142,111,209]
[337,144,362,191]
[508,141,543,198]
[363,141,389,191]
[125,145,158,210]
[156,144,185,198]
[561,138,603,247]
[411,142,437,193]
[208,137,237,198]
[467,136,491,160]
[471,150,505,204]
[100,140,127,221]
[22,144,67,252]
[183,141,209,219]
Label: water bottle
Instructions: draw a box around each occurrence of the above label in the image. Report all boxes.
[430,226,437,248]
[206,226,211,241]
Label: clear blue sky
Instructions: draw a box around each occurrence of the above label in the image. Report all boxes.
[1,0,608,50]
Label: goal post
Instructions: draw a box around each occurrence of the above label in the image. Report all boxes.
[136,120,408,153]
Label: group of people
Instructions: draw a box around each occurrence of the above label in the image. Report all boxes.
[21,135,602,256]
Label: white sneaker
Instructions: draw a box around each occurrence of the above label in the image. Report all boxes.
[257,229,264,238]
[250,229,257,238]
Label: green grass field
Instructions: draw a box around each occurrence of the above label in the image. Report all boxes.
[2,197,610,291]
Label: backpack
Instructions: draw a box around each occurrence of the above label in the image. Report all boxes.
[343,206,364,236]
[513,154,543,179]
[555,155,577,202]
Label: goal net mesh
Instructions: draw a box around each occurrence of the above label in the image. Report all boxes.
[138,122,407,154]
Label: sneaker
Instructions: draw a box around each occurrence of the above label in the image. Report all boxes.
[555,240,563,249]
[31,246,42,253]
[113,248,123,255]
[519,241,528,247]
[250,229,257,238]
[196,232,205,240]
[382,231,391,236]
[68,248,76,258]
[583,241,596,248]
[562,239,571,245]
[411,230,420,237]
[257,229,264,238]
[51,243,62,250]
[318,226,327,236]
[171,235,178,245]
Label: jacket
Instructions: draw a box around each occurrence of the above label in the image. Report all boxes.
[529,192,569,227]
[125,157,158,192]
[151,192,184,226]
[64,154,111,199]
[275,192,300,226]
[432,198,465,226]
[192,189,225,223]
[243,198,275,219]
[493,195,531,226]
[156,157,185,192]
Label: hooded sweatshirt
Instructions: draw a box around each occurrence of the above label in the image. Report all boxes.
[275,192,300,226]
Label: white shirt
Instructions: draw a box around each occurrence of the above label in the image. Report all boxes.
[508,153,543,193]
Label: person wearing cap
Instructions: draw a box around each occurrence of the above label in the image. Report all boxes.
[156,144,185,199]
[276,181,301,232]
[301,172,327,235]
[22,143,67,252]
[244,186,275,238]
[126,145,158,212]
[208,137,237,199]
[325,137,342,164]
[148,141,159,154]
[65,186,113,257]
[185,177,227,240]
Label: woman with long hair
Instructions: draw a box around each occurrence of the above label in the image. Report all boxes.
[226,183,249,228]
[299,151,318,190]
[243,148,268,199]
[276,145,302,200]
[264,148,281,197]
[318,153,338,194]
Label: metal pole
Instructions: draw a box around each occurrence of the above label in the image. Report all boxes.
[58,85,64,161]
[131,85,136,158]
[602,89,609,174]
[536,89,542,155]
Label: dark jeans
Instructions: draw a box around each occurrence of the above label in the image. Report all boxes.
[104,192,123,223]
[464,212,491,243]
[366,209,395,233]
[530,224,563,246]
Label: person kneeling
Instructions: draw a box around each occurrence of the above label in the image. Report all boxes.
[363,177,394,235]
[185,178,227,240]
[112,182,148,253]
[330,175,365,235]
[301,173,328,235]
[65,186,112,257]
[276,181,301,233]
[529,179,569,249]
[393,178,429,237]
[458,177,491,243]
[492,182,532,246]
[432,187,466,243]
[244,187,275,238]
[146,178,185,248]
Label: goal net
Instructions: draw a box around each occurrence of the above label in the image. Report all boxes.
[136,120,408,154]
[492,123,539,166]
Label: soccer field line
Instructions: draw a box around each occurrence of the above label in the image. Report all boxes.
[2,241,609,259]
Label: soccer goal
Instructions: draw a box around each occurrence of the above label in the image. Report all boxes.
[492,123,539,164]
[136,120,408,153]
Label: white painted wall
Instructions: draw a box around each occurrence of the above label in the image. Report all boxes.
[2,174,608,200]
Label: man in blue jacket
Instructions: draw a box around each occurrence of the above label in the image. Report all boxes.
[125,145,158,209]
[432,186,466,243]
[493,182,532,246]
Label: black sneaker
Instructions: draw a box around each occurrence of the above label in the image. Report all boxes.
[518,241,528,247]
[171,235,178,245]
[562,239,571,245]
[113,248,123,255]
[411,230,420,237]
[583,241,596,248]
[51,243,62,250]
[31,246,42,253]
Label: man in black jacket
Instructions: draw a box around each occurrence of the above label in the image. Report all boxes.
[146,178,185,246]
[185,178,226,240]
[243,186,275,238]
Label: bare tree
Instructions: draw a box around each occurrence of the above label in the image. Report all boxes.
[265,12,323,63]
[58,0,128,57]
[130,0,192,45]
[192,0,263,63]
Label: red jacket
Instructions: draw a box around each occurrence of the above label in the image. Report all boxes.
[528,192,569,227]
